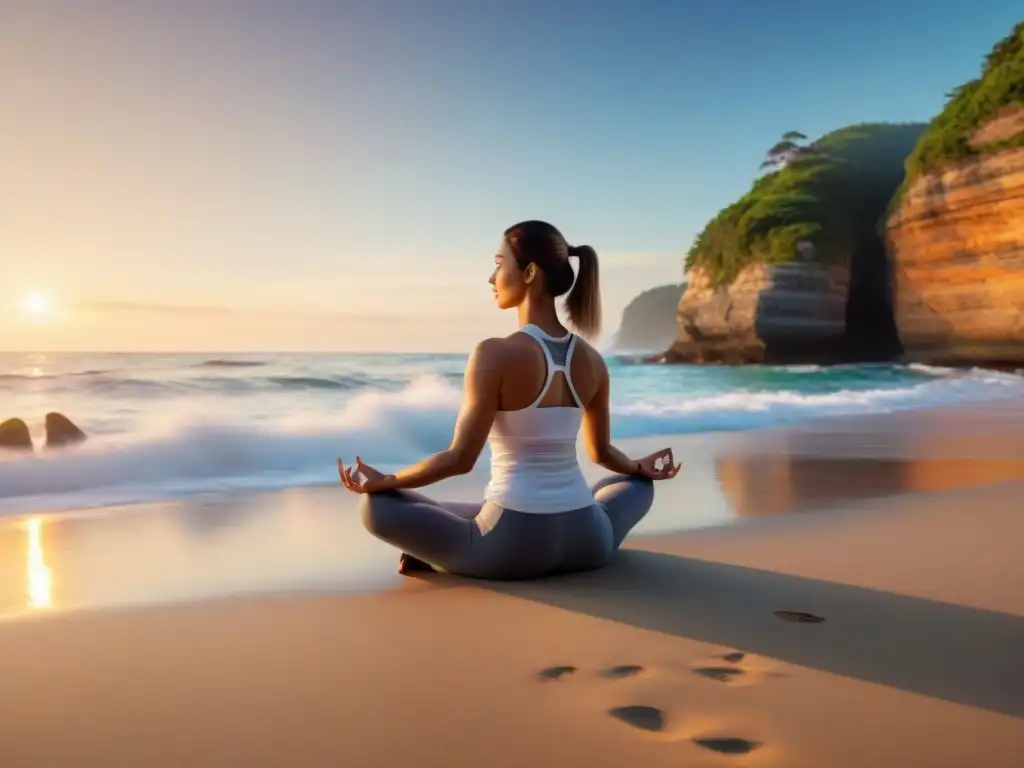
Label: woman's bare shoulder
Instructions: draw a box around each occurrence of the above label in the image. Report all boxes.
[467,334,531,370]
[570,336,609,376]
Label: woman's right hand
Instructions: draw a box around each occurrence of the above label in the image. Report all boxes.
[634,448,681,480]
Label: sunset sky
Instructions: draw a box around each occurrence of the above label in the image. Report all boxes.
[2,0,1020,352]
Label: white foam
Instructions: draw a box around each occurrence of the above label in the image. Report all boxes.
[1,369,1021,516]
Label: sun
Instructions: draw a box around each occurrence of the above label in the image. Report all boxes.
[22,292,53,321]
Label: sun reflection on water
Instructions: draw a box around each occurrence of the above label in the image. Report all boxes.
[26,517,52,609]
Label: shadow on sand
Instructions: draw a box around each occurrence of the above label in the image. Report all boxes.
[469,549,1024,718]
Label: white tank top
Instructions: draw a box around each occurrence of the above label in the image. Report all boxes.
[482,324,595,514]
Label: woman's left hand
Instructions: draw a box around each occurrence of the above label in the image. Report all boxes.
[338,456,395,494]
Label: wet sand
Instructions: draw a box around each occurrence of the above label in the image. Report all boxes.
[0,402,1022,766]
[714,397,1024,516]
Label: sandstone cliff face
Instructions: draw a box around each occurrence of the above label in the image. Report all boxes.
[664,261,849,364]
[886,118,1024,366]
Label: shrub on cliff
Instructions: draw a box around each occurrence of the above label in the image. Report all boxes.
[902,21,1024,184]
[685,123,925,287]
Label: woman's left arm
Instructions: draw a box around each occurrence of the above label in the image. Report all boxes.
[364,339,503,492]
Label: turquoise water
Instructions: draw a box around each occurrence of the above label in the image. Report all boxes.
[1,351,1022,515]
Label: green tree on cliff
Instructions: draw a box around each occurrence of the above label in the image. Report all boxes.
[759,130,813,170]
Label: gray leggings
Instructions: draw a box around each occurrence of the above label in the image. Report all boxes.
[357,474,655,580]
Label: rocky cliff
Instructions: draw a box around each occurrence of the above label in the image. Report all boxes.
[612,283,686,353]
[664,261,849,364]
[667,122,922,364]
[886,114,1024,366]
[661,22,1023,367]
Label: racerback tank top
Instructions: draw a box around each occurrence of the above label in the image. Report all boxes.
[482,324,594,514]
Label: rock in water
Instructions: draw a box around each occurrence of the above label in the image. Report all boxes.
[45,412,87,448]
[0,418,34,452]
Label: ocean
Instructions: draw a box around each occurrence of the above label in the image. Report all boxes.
[2,351,1024,518]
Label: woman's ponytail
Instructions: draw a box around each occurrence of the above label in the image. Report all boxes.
[564,244,601,339]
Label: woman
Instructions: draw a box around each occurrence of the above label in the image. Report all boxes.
[339,220,680,580]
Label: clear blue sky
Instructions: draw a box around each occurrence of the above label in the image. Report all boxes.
[3,0,1020,351]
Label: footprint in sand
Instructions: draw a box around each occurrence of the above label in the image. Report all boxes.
[692,665,746,683]
[607,705,665,732]
[774,610,825,624]
[694,649,791,683]
[600,664,644,679]
[537,665,577,681]
[691,649,750,683]
[693,736,761,755]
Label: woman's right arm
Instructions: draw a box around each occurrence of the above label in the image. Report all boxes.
[581,356,643,476]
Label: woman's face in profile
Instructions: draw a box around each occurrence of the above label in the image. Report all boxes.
[489,243,527,310]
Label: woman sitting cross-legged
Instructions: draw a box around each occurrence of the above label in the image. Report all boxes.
[339,220,680,580]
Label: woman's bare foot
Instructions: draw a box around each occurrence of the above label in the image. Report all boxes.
[398,553,434,575]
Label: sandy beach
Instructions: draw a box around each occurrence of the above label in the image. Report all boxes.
[1,402,1022,767]
[5,5,1024,766]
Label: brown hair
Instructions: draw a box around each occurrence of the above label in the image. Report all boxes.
[503,220,602,338]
